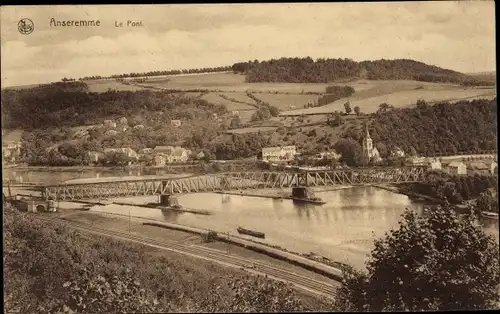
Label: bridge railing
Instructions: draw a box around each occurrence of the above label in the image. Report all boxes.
[41,166,427,201]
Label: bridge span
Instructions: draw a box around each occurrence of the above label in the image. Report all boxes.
[40,167,426,201]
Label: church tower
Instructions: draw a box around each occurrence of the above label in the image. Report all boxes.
[362,123,373,160]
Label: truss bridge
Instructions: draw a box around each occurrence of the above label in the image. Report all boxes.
[40,167,426,201]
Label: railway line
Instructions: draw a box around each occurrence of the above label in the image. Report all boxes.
[34,214,339,299]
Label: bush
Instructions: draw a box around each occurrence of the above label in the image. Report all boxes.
[334,204,500,311]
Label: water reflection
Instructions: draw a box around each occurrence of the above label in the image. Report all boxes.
[6,168,498,269]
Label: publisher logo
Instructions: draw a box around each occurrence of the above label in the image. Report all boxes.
[18,18,34,35]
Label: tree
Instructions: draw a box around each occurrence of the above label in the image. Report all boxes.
[354,106,361,116]
[230,117,241,129]
[333,138,364,167]
[334,204,500,311]
[379,103,390,113]
[344,101,352,115]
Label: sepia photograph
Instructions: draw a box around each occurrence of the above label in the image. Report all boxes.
[1,2,498,313]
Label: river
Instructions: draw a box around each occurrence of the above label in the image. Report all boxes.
[4,168,499,270]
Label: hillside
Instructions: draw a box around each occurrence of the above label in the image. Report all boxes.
[360,98,498,157]
[1,81,227,130]
[4,205,329,313]
[233,58,494,86]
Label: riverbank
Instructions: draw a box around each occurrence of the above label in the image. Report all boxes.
[373,184,442,204]
[144,221,343,280]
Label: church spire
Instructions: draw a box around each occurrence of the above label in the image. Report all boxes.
[365,123,371,140]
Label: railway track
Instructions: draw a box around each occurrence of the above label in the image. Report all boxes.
[34,215,338,299]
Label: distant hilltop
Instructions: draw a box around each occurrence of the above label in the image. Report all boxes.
[63,57,496,87]
[4,57,494,90]
[231,58,494,86]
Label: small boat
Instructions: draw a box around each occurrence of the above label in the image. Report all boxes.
[292,197,326,205]
[481,211,499,219]
[237,226,265,239]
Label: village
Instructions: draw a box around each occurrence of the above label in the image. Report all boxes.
[3,115,497,177]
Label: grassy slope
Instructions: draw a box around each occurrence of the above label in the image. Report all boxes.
[4,207,333,313]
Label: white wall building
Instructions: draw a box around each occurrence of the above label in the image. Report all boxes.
[262,146,297,162]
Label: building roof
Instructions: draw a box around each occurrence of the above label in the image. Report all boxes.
[364,123,371,140]
[172,147,186,157]
[154,146,174,152]
[445,161,465,168]
[262,146,296,154]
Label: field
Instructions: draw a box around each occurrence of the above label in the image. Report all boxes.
[78,74,496,119]
[252,93,320,110]
[226,126,278,134]
[200,92,256,111]
[282,84,497,116]
[85,80,151,93]
[118,72,330,94]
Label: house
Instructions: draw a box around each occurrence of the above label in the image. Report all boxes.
[2,141,22,161]
[171,120,182,127]
[468,162,491,176]
[314,151,342,160]
[153,154,167,167]
[408,156,427,166]
[426,158,442,170]
[231,111,240,117]
[103,120,117,128]
[196,151,206,160]
[443,161,467,175]
[104,130,118,137]
[484,160,498,175]
[262,146,297,162]
[117,117,128,125]
[169,147,189,163]
[154,146,175,154]
[139,148,153,154]
[103,147,138,159]
[212,113,218,120]
[391,147,405,158]
[86,151,101,163]
[133,124,145,130]
[154,146,189,163]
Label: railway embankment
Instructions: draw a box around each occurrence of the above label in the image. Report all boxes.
[143,221,344,281]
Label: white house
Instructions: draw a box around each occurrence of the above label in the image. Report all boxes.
[262,146,297,162]
[485,160,498,175]
[427,158,442,170]
[391,147,405,158]
[117,117,128,125]
[86,151,101,163]
[153,146,189,163]
[408,156,427,166]
[314,151,342,160]
[231,111,240,117]
[171,120,182,127]
[104,130,118,137]
[153,154,167,167]
[443,161,467,175]
[103,120,117,128]
[133,124,145,130]
[103,147,138,159]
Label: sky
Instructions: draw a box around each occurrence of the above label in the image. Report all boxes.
[0,2,496,87]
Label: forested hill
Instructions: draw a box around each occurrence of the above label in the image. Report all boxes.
[232,58,492,85]
[361,98,498,157]
[1,81,226,130]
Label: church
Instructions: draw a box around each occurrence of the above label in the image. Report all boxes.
[362,124,382,163]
